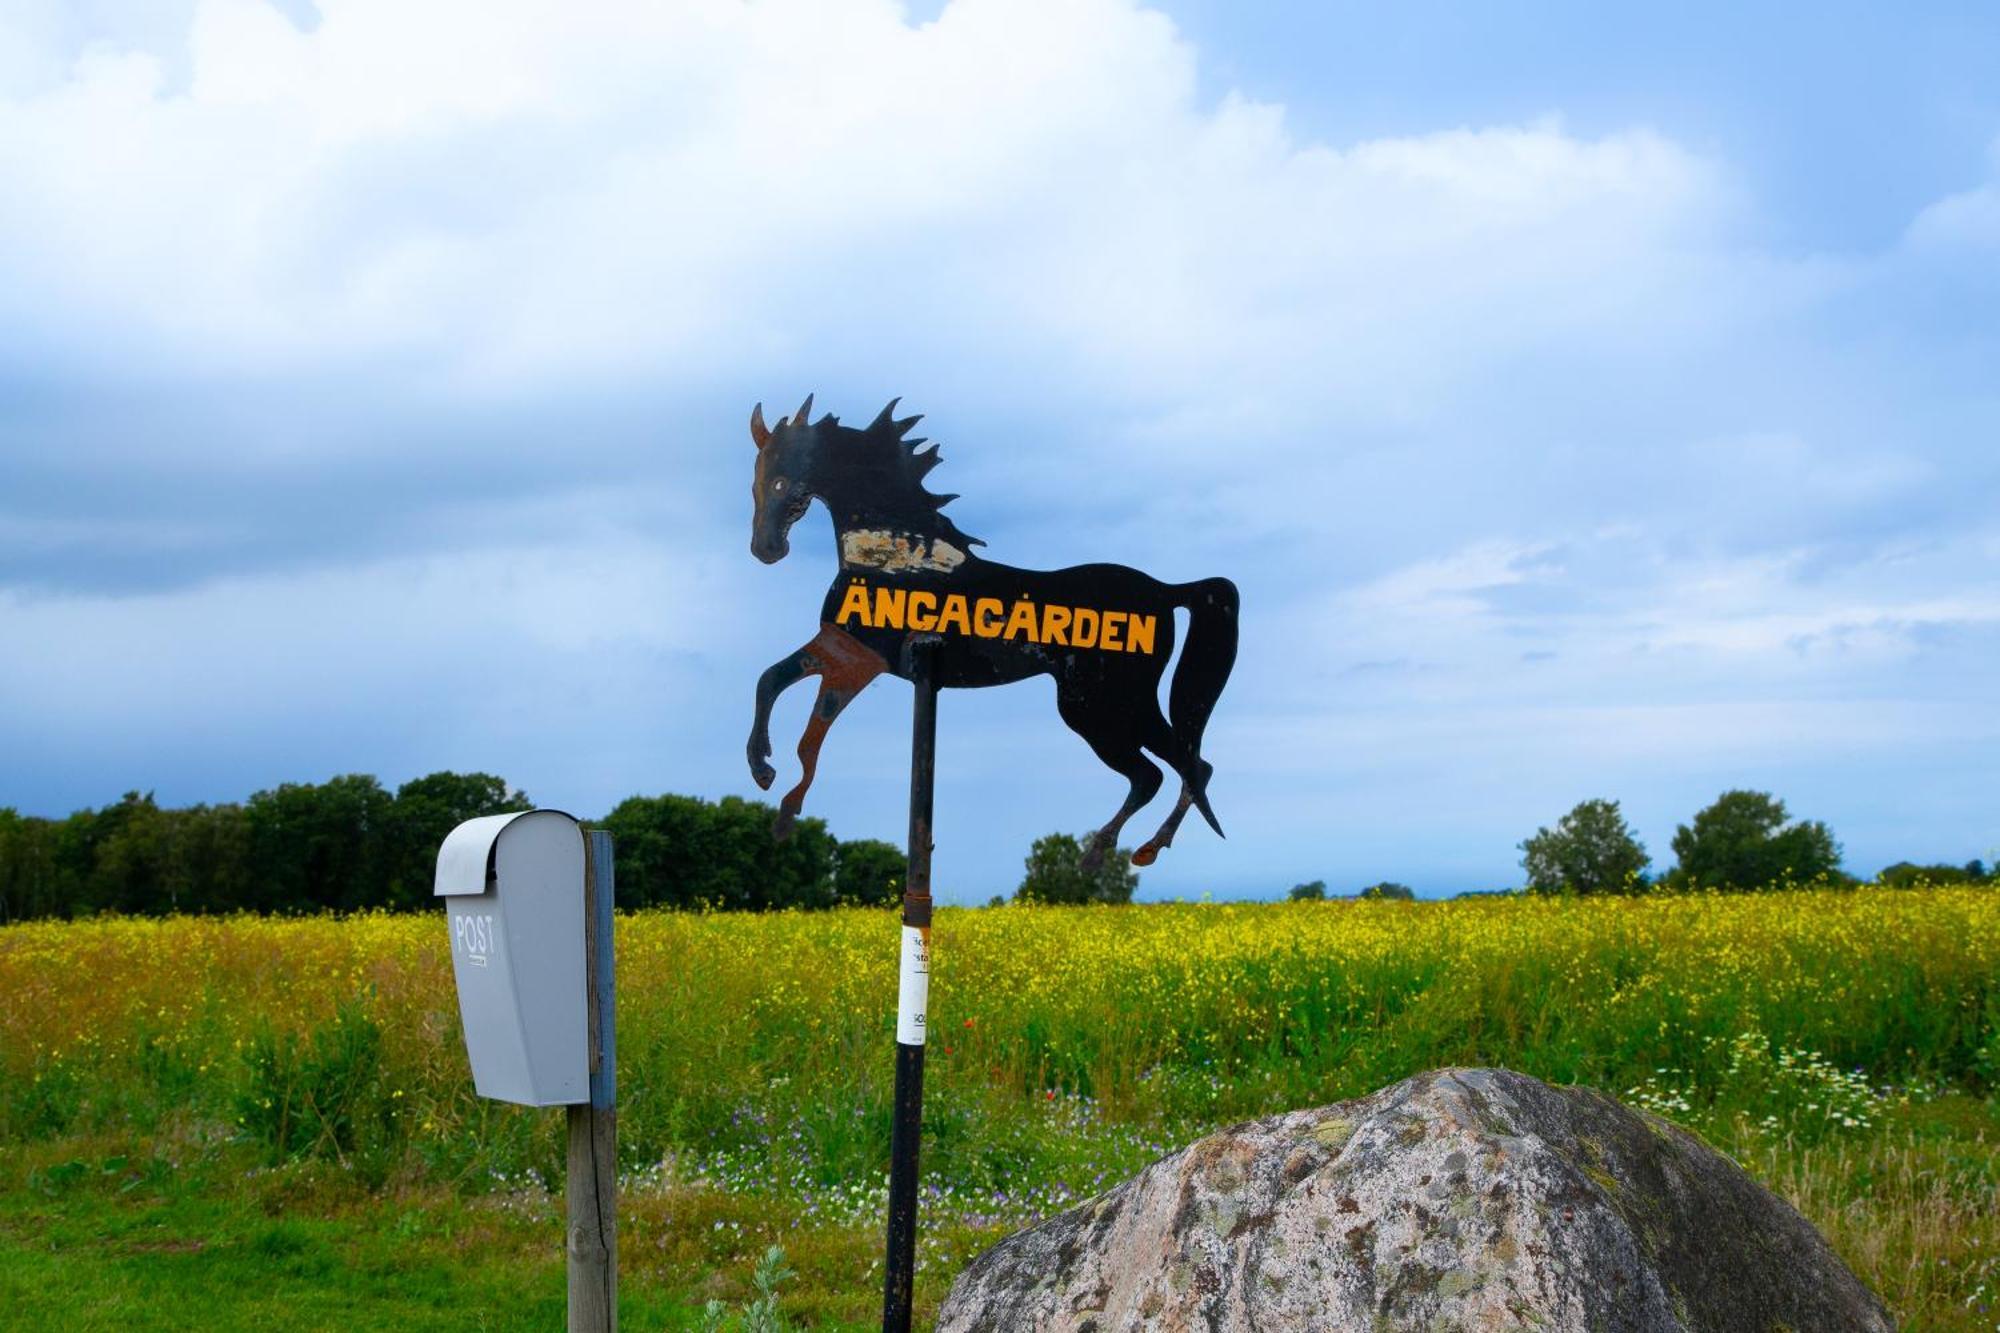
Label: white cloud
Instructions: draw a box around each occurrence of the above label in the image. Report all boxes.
[1903,136,2000,252]
[0,0,1733,404]
[1345,539,1560,619]
[0,0,1996,890]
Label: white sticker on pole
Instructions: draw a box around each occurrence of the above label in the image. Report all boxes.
[896,925,930,1046]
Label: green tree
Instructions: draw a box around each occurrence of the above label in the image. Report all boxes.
[599,793,837,911]
[1876,860,1983,889]
[1520,798,1650,895]
[386,772,532,910]
[1014,832,1138,905]
[245,775,397,913]
[163,803,255,914]
[84,791,186,915]
[1358,882,1415,900]
[0,809,60,923]
[44,806,100,915]
[833,838,905,907]
[1668,789,1840,891]
[1287,880,1327,901]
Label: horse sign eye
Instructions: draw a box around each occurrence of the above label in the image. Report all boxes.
[774,480,786,493]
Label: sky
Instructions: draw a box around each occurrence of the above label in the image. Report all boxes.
[1,0,1996,901]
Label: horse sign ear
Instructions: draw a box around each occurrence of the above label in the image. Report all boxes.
[751,403,771,451]
[794,393,814,427]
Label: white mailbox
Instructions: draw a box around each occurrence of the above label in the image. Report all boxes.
[435,809,590,1106]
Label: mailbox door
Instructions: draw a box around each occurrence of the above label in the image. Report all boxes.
[444,891,538,1101]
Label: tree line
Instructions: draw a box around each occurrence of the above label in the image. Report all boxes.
[6,776,1984,921]
[0,773,908,923]
[1517,789,1993,895]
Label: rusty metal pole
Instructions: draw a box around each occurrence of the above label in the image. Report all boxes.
[882,641,937,1333]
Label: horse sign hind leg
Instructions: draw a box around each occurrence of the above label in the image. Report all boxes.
[1059,688,1165,872]
[1133,757,1216,866]
[772,626,887,839]
[1134,785,1193,867]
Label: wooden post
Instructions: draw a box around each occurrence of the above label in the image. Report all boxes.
[568,830,618,1333]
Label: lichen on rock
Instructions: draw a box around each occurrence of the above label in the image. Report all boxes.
[936,1067,1894,1332]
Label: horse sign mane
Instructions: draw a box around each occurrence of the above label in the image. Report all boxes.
[746,395,1239,867]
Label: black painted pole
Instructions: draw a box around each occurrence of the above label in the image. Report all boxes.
[882,642,937,1333]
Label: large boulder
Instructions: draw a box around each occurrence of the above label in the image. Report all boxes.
[938,1068,1893,1332]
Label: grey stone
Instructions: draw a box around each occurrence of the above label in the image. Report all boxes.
[936,1067,1893,1332]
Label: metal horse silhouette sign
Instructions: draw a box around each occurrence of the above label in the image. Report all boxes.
[745,395,1238,867]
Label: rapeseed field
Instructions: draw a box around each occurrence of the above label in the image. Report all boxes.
[2,887,1996,1328]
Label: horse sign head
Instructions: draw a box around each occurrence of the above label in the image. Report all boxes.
[744,397,1238,868]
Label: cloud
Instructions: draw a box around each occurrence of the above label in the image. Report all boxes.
[1904,136,2000,252]
[0,0,1731,394]
[0,0,1995,892]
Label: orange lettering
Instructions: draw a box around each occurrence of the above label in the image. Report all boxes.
[837,583,872,627]
[1100,611,1126,652]
[1004,599,1040,642]
[973,598,1004,637]
[1041,604,1072,646]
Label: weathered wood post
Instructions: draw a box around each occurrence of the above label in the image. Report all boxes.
[568,829,618,1333]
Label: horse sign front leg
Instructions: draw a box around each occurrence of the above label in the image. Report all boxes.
[770,626,887,839]
[748,648,812,790]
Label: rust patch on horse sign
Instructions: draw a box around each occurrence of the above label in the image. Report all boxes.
[746,396,1239,867]
[840,529,969,574]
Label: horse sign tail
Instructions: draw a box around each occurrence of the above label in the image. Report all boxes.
[1168,576,1239,836]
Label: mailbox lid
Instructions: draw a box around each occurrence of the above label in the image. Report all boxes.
[435,810,577,896]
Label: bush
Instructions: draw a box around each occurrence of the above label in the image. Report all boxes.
[1521,798,1650,895]
[599,793,839,911]
[1015,832,1138,905]
[1877,860,1985,889]
[1287,880,1326,901]
[236,1000,390,1164]
[833,838,905,907]
[1669,790,1840,890]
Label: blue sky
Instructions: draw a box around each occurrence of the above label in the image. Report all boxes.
[1,0,1996,901]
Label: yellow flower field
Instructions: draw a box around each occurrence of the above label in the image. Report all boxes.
[1,886,1996,1327]
[4,887,1994,1120]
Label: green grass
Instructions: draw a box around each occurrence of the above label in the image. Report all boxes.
[2,1097,1994,1330]
[2,891,1996,1327]
[0,1123,993,1330]
[0,1167,579,1330]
